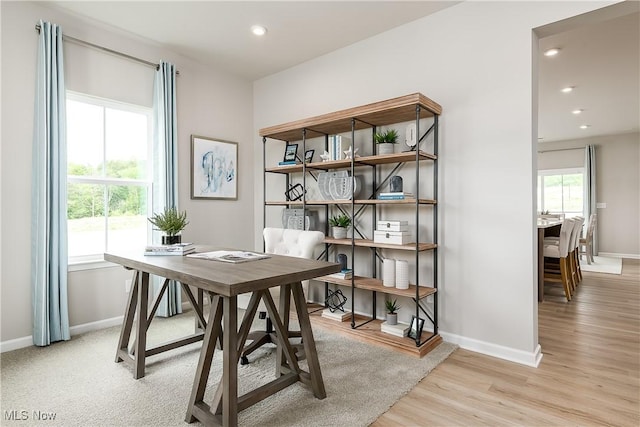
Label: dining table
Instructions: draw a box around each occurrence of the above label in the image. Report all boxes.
[105,246,340,427]
[537,218,563,301]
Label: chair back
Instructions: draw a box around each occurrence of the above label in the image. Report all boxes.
[586,213,597,239]
[556,218,574,257]
[570,216,584,250]
[263,228,324,259]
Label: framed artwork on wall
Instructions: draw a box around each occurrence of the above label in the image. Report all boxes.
[191,135,237,200]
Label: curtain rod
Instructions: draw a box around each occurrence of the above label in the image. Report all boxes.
[537,147,584,154]
[35,24,179,75]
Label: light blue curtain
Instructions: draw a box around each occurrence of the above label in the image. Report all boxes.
[31,20,70,346]
[152,61,182,317]
[584,145,597,255]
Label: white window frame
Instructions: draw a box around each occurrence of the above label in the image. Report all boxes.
[66,92,153,269]
[538,167,585,217]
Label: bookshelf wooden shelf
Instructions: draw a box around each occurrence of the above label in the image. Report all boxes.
[261,93,441,355]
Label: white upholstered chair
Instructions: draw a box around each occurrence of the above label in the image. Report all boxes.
[579,213,597,264]
[240,227,325,364]
[543,218,574,301]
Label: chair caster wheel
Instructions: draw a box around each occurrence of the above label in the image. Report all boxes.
[240,356,249,365]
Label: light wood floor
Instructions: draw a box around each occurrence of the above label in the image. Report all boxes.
[372,259,640,426]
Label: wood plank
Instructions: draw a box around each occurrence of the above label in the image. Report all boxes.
[315,275,436,299]
[323,238,436,251]
[264,151,437,173]
[372,259,640,427]
[306,307,441,358]
[260,93,442,141]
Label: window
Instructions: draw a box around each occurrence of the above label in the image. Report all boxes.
[66,92,152,264]
[537,168,584,218]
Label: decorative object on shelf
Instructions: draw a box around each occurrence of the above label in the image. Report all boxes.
[283,143,298,163]
[383,258,396,287]
[304,149,315,163]
[325,288,348,313]
[374,230,411,245]
[329,214,351,239]
[408,315,425,340]
[320,151,331,162]
[377,192,414,200]
[395,260,409,289]
[385,299,400,326]
[148,206,189,245]
[343,146,359,160]
[390,175,403,193]
[329,134,351,161]
[377,220,409,232]
[318,171,361,200]
[337,253,348,271]
[285,183,305,201]
[381,321,409,337]
[191,135,237,200]
[374,129,399,155]
[281,208,319,231]
[405,122,417,148]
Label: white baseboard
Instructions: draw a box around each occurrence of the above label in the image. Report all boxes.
[0,315,123,354]
[598,252,640,260]
[439,331,543,367]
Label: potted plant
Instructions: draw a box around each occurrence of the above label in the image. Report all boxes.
[385,299,400,325]
[329,214,351,239]
[148,206,189,245]
[374,129,399,155]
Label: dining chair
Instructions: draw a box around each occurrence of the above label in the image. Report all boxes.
[579,213,597,265]
[240,227,325,365]
[568,216,584,289]
[543,218,574,301]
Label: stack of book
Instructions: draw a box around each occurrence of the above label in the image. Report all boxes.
[377,192,414,200]
[380,321,410,337]
[321,308,351,322]
[278,160,301,166]
[328,135,351,161]
[325,269,353,280]
[144,243,195,256]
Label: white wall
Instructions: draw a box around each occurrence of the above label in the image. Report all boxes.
[1,1,254,345]
[253,1,615,365]
[538,132,640,257]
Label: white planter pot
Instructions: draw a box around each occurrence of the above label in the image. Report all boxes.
[332,226,347,239]
[377,143,395,155]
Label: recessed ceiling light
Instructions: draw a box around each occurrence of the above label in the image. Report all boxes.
[561,86,574,93]
[580,125,590,129]
[251,25,267,36]
[544,48,560,57]
[572,109,583,115]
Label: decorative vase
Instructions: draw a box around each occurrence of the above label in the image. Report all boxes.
[386,313,398,326]
[332,226,347,239]
[162,235,181,245]
[383,259,395,287]
[377,143,395,155]
[395,260,409,289]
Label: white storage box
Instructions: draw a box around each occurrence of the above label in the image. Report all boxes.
[374,230,411,245]
[377,220,409,232]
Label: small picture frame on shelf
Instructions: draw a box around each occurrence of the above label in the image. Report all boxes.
[283,143,298,162]
[408,315,424,340]
[304,149,315,163]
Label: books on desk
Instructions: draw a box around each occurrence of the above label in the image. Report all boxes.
[144,243,195,256]
[377,192,414,200]
[187,250,270,263]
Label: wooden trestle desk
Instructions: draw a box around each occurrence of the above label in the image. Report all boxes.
[105,247,340,427]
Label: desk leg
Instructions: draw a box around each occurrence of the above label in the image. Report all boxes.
[185,296,224,425]
[538,228,545,303]
[134,272,149,379]
[222,296,238,427]
[277,284,291,376]
[116,270,139,363]
[291,282,326,399]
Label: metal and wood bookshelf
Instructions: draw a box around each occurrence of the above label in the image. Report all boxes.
[261,93,442,357]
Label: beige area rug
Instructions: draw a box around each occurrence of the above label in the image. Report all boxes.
[580,256,623,274]
[1,310,456,427]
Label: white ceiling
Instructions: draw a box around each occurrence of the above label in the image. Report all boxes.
[47,1,639,143]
